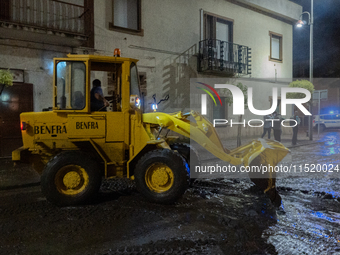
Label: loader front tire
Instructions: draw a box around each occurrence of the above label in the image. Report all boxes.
[41,151,102,206]
[170,143,200,181]
[135,149,189,204]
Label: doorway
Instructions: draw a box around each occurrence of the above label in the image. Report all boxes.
[0,83,33,157]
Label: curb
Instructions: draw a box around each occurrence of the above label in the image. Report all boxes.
[285,140,324,149]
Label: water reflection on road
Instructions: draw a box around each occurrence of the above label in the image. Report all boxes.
[320,132,340,156]
[267,130,340,254]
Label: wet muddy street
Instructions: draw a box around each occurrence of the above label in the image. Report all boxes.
[1,131,340,255]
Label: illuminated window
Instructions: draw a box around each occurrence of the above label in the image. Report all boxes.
[110,0,142,35]
[269,31,282,62]
[204,13,233,42]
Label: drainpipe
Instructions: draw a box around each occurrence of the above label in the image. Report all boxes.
[200,9,204,41]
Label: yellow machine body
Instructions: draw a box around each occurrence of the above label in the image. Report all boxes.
[12,53,289,205]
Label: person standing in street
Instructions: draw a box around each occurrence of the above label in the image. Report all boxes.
[291,111,300,145]
[261,114,272,139]
[272,111,283,142]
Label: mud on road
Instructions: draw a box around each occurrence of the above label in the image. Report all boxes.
[1,132,340,255]
[1,177,340,255]
[0,178,280,255]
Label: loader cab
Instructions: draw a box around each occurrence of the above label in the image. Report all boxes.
[53,54,141,113]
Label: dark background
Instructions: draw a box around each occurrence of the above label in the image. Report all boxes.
[292,0,340,78]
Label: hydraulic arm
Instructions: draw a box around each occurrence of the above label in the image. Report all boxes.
[143,111,289,167]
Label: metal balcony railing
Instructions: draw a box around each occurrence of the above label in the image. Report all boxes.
[0,0,86,35]
[198,39,252,76]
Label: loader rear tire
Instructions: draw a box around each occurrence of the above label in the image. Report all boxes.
[135,149,189,204]
[41,151,102,206]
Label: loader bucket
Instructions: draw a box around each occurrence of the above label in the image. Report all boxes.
[229,139,289,167]
[229,139,290,207]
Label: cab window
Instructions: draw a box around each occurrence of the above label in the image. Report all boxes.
[130,63,140,97]
[55,61,86,110]
[90,62,122,111]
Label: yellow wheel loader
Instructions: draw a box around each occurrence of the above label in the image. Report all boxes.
[12,52,289,206]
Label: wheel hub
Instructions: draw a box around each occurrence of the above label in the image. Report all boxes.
[145,163,174,193]
[151,168,170,186]
[55,165,89,195]
[63,171,81,189]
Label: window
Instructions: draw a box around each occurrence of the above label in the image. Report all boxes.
[203,12,233,64]
[204,13,233,42]
[55,61,86,110]
[212,97,228,125]
[139,72,147,96]
[91,62,123,112]
[130,63,140,97]
[110,0,142,35]
[0,1,10,21]
[269,31,282,62]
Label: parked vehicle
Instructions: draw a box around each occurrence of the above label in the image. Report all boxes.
[313,113,340,132]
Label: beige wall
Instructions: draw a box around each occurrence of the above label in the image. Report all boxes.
[0,42,70,111]
[241,0,302,20]
[95,0,301,114]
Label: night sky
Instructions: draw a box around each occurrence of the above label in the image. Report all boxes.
[291,0,340,78]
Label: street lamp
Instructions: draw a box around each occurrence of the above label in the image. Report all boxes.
[296,1,314,140]
[296,19,305,28]
[297,12,311,27]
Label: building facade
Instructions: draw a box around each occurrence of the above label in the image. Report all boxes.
[0,0,302,155]
[0,0,93,156]
[93,0,301,108]
[93,0,302,138]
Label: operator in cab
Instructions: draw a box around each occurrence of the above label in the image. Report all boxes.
[90,79,109,111]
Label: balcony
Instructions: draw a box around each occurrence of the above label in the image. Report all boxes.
[0,0,90,47]
[198,39,251,76]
